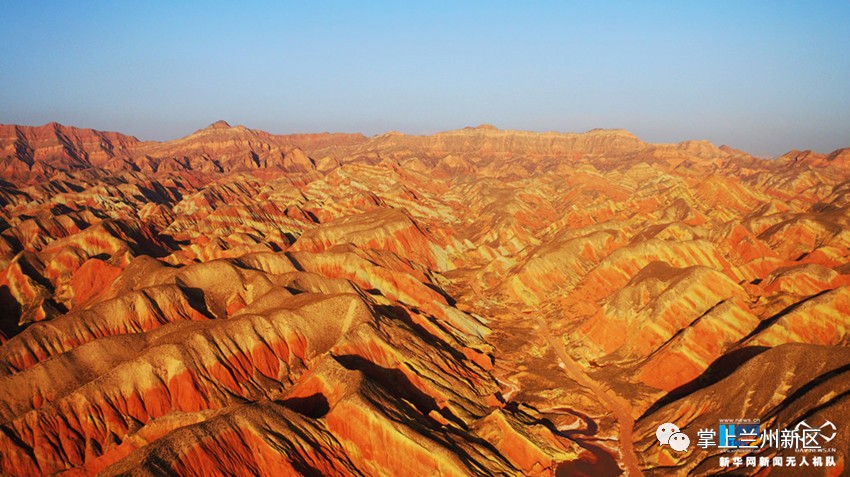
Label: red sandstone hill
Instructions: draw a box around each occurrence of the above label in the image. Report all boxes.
[1,121,849,476]
[0,121,366,183]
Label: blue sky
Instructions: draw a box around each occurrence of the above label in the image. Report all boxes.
[1,1,848,156]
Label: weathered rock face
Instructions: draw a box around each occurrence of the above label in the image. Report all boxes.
[0,121,367,184]
[1,121,849,476]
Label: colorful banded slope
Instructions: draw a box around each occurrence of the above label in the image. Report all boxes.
[1,121,849,476]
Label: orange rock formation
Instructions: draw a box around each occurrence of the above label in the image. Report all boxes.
[1,121,848,476]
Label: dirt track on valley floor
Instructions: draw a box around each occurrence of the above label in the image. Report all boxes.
[531,312,643,476]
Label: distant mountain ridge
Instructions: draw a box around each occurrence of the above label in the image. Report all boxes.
[0,121,367,182]
[4,121,850,186]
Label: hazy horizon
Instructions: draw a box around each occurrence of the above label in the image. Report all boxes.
[2,1,849,157]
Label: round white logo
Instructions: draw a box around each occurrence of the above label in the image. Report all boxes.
[656,422,680,445]
[668,432,691,452]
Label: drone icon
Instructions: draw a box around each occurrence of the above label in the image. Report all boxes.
[794,420,837,444]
